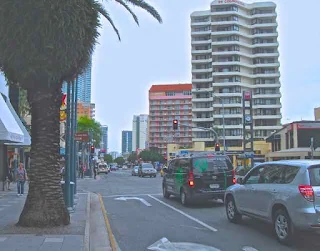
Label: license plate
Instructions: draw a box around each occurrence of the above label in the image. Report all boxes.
[210,184,220,189]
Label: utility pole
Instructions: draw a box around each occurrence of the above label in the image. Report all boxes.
[212,94,226,152]
[73,78,78,194]
[64,82,71,209]
[311,137,314,160]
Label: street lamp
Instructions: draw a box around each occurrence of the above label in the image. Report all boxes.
[212,93,226,152]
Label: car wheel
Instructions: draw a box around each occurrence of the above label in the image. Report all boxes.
[226,196,242,223]
[180,189,189,206]
[274,209,293,245]
[163,185,170,199]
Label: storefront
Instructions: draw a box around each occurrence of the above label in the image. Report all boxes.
[0,75,31,190]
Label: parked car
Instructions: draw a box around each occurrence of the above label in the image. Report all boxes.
[162,153,235,206]
[138,163,157,178]
[225,160,320,245]
[132,166,139,176]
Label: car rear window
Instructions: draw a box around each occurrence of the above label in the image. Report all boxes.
[192,156,233,173]
[142,164,153,169]
[309,166,320,186]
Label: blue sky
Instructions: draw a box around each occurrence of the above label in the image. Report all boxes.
[92,0,320,152]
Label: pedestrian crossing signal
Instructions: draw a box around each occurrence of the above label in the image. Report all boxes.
[90,145,95,154]
[215,143,220,152]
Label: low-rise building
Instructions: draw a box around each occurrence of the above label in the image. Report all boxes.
[266,121,320,161]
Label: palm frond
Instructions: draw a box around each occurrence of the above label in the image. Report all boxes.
[125,0,162,23]
[93,1,121,40]
[115,0,139,26]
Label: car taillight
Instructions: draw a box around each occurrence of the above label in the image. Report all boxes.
[232,169,236,184]
[188,170,195,187]
[298,185,314,202]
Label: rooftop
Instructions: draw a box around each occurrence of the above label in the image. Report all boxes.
[149,84,192,92]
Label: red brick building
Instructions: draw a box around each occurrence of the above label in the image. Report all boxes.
[148,84,193,154]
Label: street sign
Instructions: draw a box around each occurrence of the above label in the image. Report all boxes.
[74,132,89,141]
[243,91,252,100]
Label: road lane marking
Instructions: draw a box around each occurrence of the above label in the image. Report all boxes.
[99,194,118,251]
[115,197,152,207]
[242,247,259,251]
[102,193,162,198]
[148,195,218,232]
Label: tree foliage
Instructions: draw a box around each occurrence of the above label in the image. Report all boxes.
[127,152,137,163]
[77,116,102,147]
[139,150,164,162]
[104,154,113,164]
[114,157,125,165]
[0,0,161,227]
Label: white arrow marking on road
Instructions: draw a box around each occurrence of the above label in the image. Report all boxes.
[115,197,152,207]
[242,246,259,251]
[147,237,221,251]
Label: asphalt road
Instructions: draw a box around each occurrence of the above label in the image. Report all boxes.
[83,169,320,251]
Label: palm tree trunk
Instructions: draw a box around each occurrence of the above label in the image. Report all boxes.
[17,85,70,227]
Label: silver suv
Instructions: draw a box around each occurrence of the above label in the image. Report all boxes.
[225,160,320,245]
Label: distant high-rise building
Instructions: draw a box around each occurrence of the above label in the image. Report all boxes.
[132,115,148,151]
[61,56,92,104]
[191,0,282,148]
[77,58,92,103]
[77,102,95,119]
[122,130,132,154]
[101,126,108,152]
[314,107,320,121]
[110,151,120,160]
[149,84,193,154]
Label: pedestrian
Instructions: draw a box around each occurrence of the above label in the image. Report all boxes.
[16,162,28,196]
[93,165,97,179]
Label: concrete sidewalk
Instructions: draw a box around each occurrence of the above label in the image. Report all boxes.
[0,180,113,251]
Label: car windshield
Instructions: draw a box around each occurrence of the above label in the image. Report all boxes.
[309,165,320,186]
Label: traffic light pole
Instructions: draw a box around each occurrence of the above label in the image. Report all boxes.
[176,123,220,146]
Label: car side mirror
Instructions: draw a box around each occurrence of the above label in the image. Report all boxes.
[237,177,243,184]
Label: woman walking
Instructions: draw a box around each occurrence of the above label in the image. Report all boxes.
[16,163,28,196]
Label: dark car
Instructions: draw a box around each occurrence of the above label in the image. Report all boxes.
[138,163,157,178]
[162,153,235,206]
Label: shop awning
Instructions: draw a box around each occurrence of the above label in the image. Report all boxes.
[4,98,31,146]
[0,93,24,143]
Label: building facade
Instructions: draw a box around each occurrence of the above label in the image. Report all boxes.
[266,121,320,161]
[77,59,92,103]
[191,0,282,148]
[100,125,108,152]
[132,115,148,152]
[0,73,31,190]
[314,107,320,121]
[77,102,95,119]
[122,130,132,154]
[148,84,193,154]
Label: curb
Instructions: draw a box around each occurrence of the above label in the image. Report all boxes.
[84,193,91,251]
[98,193,117,251]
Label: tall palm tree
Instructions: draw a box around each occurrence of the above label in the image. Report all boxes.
[0,0,161,227]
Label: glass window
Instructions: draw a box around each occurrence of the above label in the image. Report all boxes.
[259,165,284,184]
[283,165,300,184]
[192,156,233,175]
[309,166,320,186]
[244,166,266,184]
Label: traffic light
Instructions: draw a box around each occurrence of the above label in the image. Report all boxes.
[173,119,178,130]
[215,143,220,152]
[90,145,95,154]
